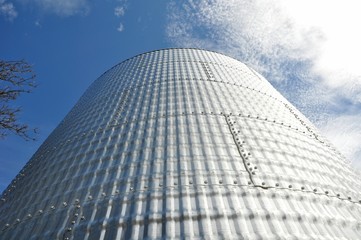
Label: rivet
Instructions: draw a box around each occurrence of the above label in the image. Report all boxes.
[88,196,93,200]
[261,182,266,186]
[252,172,255,175]
[71,221,76,224]
[301,186,305,190]
[325,191,329,195]
[67,227,72,232]
[75,199,80,203]
[204,180,208,184]
[15,219,20,223]
[50,206,55,210]
[27,214,32,218]
[313,189,317,192]
[348,197,352,200]
[174,182,177,185]
[254,166,257,169]
[234,180,237,184]
[288,185,292,188]
[275,183,279,187]
[337,194,341,197]
[248,181,252,185]
[219,180,223,184]
[74,213,79,217]
[159,183,163,187]
[81,216,85,220]
[115,190,119,194]
[76,205,81,209]
[38,210,43,214]
[63,202,67,207]
[101,192,106,196]
[130,187,134,191]
[189,181,193,184]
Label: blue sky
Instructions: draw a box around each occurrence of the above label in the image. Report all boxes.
[1,0,361,192]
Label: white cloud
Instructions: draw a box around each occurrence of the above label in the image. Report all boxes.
[114,1,127,32]
[167,0,324,82]
[43,0,89,16]
[21,0,89,16]
[320,114,361,170]
[0,0,18,21]
[114,6,125,17]
[117,22,124,32]
[166,0,361,96]
[166,0,361,170]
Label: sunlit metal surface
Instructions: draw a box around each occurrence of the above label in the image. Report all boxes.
[1,48,360,239]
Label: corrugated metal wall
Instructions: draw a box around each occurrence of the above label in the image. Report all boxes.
[1,49,360,239]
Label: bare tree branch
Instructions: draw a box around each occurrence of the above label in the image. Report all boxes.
[0,60,37,141]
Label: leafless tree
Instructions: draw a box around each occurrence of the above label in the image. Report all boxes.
[0,60,37,140]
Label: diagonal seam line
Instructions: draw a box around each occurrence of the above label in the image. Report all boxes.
[223,114,269,190]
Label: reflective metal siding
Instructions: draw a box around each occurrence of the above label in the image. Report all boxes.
[1,49,360,239]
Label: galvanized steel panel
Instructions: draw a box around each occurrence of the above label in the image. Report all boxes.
[1,48,360,239]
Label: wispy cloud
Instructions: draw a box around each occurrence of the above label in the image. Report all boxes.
[0,0,18,21]
[114,6,125,17]
[321,113,361,169]
[166,0,361,169]
[34,20,41,27]
[114,0,127,32]
[167,1,323,82]
[23,0,89,16]
[44,0,89,16]
[117,22,124,32]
